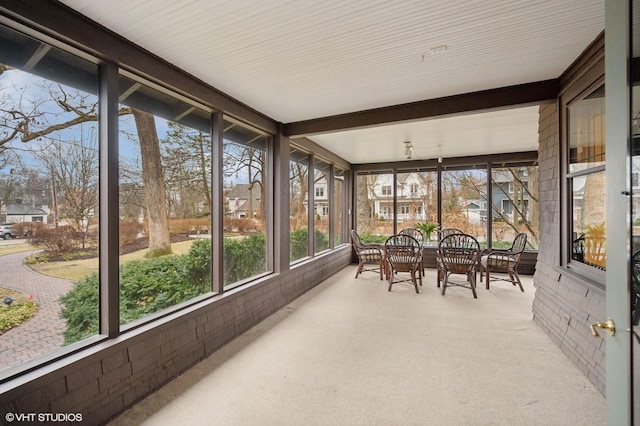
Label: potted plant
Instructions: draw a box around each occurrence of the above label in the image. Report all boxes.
[414,221,440,241]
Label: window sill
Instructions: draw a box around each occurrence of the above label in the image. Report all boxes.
[553,265,605,293]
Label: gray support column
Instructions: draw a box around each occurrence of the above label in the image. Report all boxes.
[273,128,290,273]
[486,163,493,247]
[328,164,335,249]
[395,169,400,234]
[437,168,442,226]
[211,112,224,293]
[308,155,315,256]
[99,62,120,337]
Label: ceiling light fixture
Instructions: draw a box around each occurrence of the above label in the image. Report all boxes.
[404,141,414,159]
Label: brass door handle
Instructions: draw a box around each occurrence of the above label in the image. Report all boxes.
[591,318,615,337]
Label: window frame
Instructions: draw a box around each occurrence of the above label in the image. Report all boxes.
[561,77,607,284]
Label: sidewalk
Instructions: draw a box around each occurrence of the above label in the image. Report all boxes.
[0,250,73,370]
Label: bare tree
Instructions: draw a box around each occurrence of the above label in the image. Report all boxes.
[34,131,98,248]
[162,122,211,218]
[289,161,308,228]
[1,70,174,257]
[224,142,266,223]
[0,152,23,219]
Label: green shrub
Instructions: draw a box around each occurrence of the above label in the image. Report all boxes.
[289,228,331,259]
[314,229,329,252]
[223,234,266,285]
[358,233,388,244]
[186,239,212,288]
[290,228,309,261]
[60,240,213,345]
[59,273,100,343]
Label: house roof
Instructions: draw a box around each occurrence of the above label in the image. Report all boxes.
[226,184,261,205]
[58,0,604,164]
[6,204,47,215]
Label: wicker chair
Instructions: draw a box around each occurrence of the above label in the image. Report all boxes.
[436,228,463,286]
[399,227,425,273]
[437,233,480,298]
[384,234,422,293]
[438,228,463,240]
[351,229,384,280]
[479,233,528,292]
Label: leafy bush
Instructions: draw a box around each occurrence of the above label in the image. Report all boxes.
[29,226,83,254]
[223,218,259,233]
[358,233,388,244]
[289,228,330,259]
[223,234,266,284]
[13,221,47,239]
[168,217,210,235]
[59,273,100,343]
[314,230,329,252]
[60,239,212,344]
[290,228,309,261]
[119,220,144,247]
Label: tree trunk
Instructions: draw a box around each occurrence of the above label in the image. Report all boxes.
[132,108,172,257]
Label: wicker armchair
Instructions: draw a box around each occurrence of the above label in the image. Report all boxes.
[384,234,422,293]
[437,233,480,298]
[351,229,384,280]
[479,233,528,292]
[399,227,425,273]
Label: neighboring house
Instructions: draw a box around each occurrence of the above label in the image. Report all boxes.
[367,173,428,223]
[301,176,330,218]
[488,169,531,222]
[363,170,530,225]
[3,203,49,224]
[226,183,261,218]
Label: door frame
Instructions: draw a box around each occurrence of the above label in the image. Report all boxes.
[605,0,633,423]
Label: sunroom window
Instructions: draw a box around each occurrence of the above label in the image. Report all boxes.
[567,84,606,271]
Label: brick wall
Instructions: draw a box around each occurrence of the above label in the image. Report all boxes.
[0,247,352,424]
[531,102,606,394]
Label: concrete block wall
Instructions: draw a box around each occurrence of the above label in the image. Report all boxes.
[531,102,606,394]
[0,247,352,424]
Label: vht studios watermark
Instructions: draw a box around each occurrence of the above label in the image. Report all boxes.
[5,412,83,422]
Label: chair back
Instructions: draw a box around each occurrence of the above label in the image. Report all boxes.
[399,227,424,244]
[510,233,528,255]
[351,229,363,250]
[438,233,479,273]
[438,228,463,241]
[385,234,421,269]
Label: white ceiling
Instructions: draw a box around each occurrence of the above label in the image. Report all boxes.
[60,0,604,164]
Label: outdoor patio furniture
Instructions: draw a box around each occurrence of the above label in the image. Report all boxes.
[384,234,422,293]
[399,227,425,274]
[351,229,384,280]
[437,233,480,298]
[436,228,463,286]
[479,233,528,292]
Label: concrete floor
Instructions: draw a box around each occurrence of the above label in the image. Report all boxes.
[109,266,605,426]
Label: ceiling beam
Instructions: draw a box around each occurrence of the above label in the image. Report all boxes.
[283,79,559,137]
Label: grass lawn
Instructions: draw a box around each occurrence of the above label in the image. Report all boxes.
[28,240,197,282]
[0,242,37,256]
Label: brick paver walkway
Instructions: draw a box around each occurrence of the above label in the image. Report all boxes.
[0,250,73,369]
